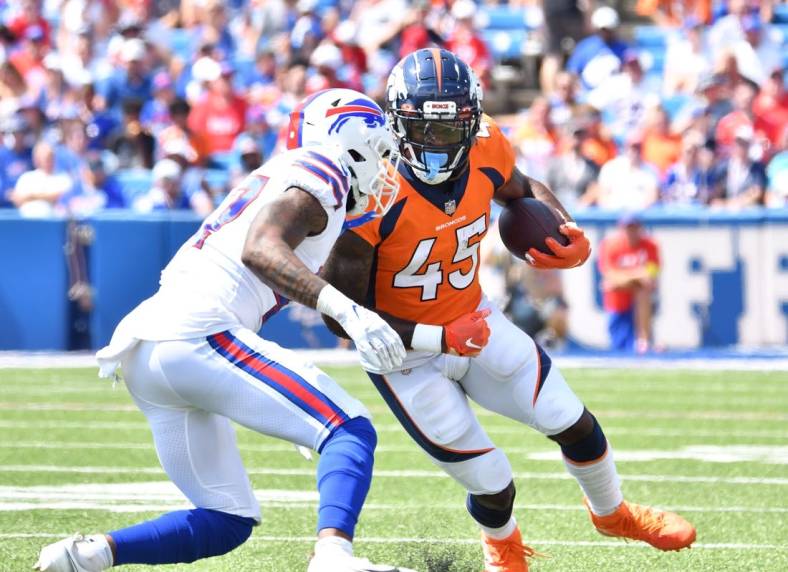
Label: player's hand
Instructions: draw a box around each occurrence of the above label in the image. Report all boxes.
[443,309,492,357]
[526,223,591,270]
[339,304,407,372]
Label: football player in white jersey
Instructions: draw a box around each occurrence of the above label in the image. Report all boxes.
[34,89,490,572]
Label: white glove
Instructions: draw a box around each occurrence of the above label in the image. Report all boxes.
[317,285,406,372]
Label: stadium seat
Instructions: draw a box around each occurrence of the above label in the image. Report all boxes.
[476,6,528,30]
[773,3,788,24]
[482,29,526,61]
[634,25,669,49]
[116,169,153,203]
[209,152,237,172]
[203,168,230,194]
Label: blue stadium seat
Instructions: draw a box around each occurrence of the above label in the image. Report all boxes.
[209,152,237,172]
[773,4,788,24]
[476,6,527,30]
[482,29,525,61]
[634,25,669,48]
[203,169,230,194]
[116,169,153,203]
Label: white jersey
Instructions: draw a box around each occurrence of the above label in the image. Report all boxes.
[113,145,352,342]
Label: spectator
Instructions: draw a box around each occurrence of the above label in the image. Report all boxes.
[663,16,710,96]
[731,14,782,87]
[38,54,68,123]
[635,0,713,26]
[160,137,215,217]
[540,0,588,95]
[0,61,28,118]
[505,264,569,350]
[132,159,182,212]
[236,105,277,162]
[9,25,48,97]
[580,109,618,168]
[752,69,788,152]
[141,71,176,137]
[662,131,719,205]
[158,97,208,164]
[545,124,599,209]
[716,126,767,208]
[308,42,350,91]
[715,82,767,154]
[706,0,751,56]
[0,114,34,208]
[445,0,492,87]
[6,0,52,46]
[587,50,653,144]
[61,152,126,215]
[566,6,628,91]
[398,0,438,59]
[766,137,788,207]
[291,0,323,60]
[195,0,236,60]
[641,106,682,177]
[547,72,581,131]
[97,38,152,113]
[106,98,155,169]
[513,96,558,182]
[230,133,264,188]
[332,21,368,85]
[188,60,247,156]
[61,25,101,88]
[9,141,73,217]
[598,214,661,353]
[597,134,660,210]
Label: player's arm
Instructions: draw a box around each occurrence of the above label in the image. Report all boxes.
[320,230,490,356]
[494,167,591,270]
[242,188,405,371]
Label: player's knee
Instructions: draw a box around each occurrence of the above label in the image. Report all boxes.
[185,509,256,561]
[549,409,608,464]
[467,481,516,528]
[320,416,377,460]
[410,380,472,446]
[548,408,595,446]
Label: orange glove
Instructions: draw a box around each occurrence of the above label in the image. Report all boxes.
[443,309,492,357]
[526,222,591,270]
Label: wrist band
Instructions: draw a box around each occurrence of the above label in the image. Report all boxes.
[411,323,442,353]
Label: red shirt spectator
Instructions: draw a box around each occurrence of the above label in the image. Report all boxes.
[7,8,51,46]
[188,65,246,155]
[598,225,660,313]
[753,71,788,151]
[445,1,491,86]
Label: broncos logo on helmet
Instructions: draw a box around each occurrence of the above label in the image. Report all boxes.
[386,48,484,185]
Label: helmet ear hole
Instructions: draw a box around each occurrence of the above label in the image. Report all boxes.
[348,149,366,162]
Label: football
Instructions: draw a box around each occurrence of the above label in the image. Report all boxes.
[498,197,569,261]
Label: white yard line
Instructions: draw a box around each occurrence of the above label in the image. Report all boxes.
[0,532,782,550]
[1,350,787,371]
[1,465,786,485]
[1,420,785,440]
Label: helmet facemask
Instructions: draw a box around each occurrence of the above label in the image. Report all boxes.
[344,130,401,217]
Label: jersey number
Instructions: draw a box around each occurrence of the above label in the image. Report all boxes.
[193,175,269,249]
[392,214,487,301]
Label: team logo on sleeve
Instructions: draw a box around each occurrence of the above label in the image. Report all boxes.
[326,99,385,135]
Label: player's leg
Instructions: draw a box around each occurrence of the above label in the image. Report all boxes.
[461,302,696,551]
[35,339,259,571]
[633,280,655,352]
[180,328,412,571]
[368,359,537,571]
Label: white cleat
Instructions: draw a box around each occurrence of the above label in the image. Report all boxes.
[33,534,112,572]
[308,552,419,572]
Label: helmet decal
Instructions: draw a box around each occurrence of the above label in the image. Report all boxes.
[326,98,385,135]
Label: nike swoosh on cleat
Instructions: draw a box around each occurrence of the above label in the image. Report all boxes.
[465,338,482,350]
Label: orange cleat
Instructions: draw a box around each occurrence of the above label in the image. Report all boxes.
[481,527,539,572]
[585,498,697,551]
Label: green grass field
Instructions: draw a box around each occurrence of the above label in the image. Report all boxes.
[0,365,786,571]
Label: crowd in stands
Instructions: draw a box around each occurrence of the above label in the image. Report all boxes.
[0,0,787,218]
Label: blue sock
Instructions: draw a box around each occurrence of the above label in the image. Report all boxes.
[315,416,377,538]
[110,508,255,565]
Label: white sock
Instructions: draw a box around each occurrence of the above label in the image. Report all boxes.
[73,534,113,570]
[479,517,518,540]
[314,536,354,557]
[563,445,623,516]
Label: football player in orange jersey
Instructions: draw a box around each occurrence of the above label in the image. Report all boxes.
[321,49,696,571]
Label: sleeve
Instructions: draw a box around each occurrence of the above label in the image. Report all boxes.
[478,115,516,188]
[286,152,350,212]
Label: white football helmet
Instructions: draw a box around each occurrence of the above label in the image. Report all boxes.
[287,89,401,216]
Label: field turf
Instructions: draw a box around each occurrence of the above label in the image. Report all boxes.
[0,365,786,571]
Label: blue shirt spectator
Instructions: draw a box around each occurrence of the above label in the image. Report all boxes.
[98,39,152,113]
[566,6,628,91]
[0,115,34,207]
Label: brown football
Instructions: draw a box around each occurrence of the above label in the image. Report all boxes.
[498,198,569,261]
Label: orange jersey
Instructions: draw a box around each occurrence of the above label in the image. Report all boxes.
[352,116,515,325]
